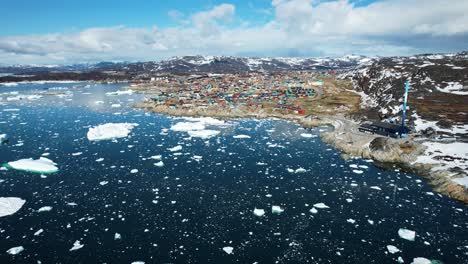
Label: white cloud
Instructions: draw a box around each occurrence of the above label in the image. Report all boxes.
[0,1,467,64]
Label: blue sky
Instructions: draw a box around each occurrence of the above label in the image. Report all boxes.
[0,0,467,64]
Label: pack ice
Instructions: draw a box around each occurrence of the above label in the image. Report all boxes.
[0,197,26,217]
[4,157,58,174]
[87,123,138,141]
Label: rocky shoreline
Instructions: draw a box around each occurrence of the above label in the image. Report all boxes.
[136,102,468,204]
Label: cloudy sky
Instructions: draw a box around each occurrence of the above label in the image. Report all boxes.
[1,0,467,64]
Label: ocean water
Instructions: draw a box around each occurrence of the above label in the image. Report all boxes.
[0,82,467,263]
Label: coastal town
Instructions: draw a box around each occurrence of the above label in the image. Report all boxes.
[129,70,361,119]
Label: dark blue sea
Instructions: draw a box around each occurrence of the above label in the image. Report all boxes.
[0,82,466,263]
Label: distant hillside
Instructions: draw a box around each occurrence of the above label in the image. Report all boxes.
[339,52,468,140]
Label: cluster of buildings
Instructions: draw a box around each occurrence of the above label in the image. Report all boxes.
[134,71,331,115]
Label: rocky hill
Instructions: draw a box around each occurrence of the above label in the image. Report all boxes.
[339,52,468,140]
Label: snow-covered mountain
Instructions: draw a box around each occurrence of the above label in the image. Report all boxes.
[0,55,373,75]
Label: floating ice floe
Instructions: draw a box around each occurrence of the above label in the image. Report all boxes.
[170,122,205,132]
[114,233,122,240]
[105,90,133,96]
[411,257,431,264]
[222,246,234,254]
[87,123,138,141]
[300,133,316,138]
[150,155,162,160]
[233,135,251,139]
[34,229,44,236]
[386,245,400,254]
[352,169,364,174]
[0,133,8,144]
[347,219,356,224]
[69,240,84,251]
[287,167,307,173]
[313,203,329,209]
[253,208,265,217]
[187,129,220,139]
[310,208,318,214]
[0,197,26,217]
[398,228,416,241]
[370,186,382,191]
[37,206,53,212]
[4,157,58,174]
[168,145,182,152]
[130,169,138,174]
[6,246,24,255]
[154,161,164,167]
[272,205,284,214]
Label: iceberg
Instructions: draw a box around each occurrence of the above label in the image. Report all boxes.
[170,122,206,132]
[37,206,53,212]
[6,246,24,255]
[69,240,84,251]
[310,207,318,214]
[154,161,164,167]
[168,145,182,152]
[272,205,284,214]
[222,246,234,254]
[0,197,26,217]
[106,90,133,96]
[313,203,329,209]
[87,123,138,141]
[398,228,416,241]
[253,208,265,217]
[187,129,220,139]
[4,157,58,174]
[0,133,8,144]
[233,135,251,139]
[386,245,400,254]
[411,257,431,264]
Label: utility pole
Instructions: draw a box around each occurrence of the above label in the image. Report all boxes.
[401,80,410,136]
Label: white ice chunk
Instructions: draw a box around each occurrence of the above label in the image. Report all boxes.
[69,240,84,251]
[370,186,382,191]
[300,133,316,138]
[253,208,265,217]
[347,219,356,224]
[6,246,24,255]
[155,161,164,167]
[313,203,330,209]
[398,228,416,241]
[168,145,182,152]
[187,129,220,139]
[411,257,431,264]
[150,155,162,160]
[272,205,284,214]
[114,233,122,240]
[5,157,58,174]
[222,246,234,254]
[387,245,400,254]
[233,135,251,139]
[310,207,318,214]
[37,206,52,212]
[106,90,133,96]
[170,122,205,132]
[0,197,26,217]
[87,123,138,141]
